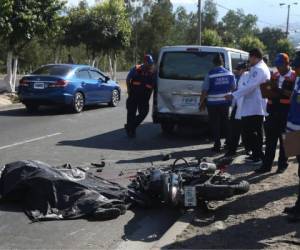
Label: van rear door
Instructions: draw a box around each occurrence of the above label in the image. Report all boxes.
[156,50,226,115]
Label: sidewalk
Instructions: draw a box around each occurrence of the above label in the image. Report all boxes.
[164,155,300,249]
[0,93,14,107]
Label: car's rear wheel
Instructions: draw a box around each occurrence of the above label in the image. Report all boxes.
[72,92,84,113]
[25,103,39,112]
[109,89,120,107]
[161,122,175,134]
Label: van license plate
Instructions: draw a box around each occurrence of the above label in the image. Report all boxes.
[34,82,45,89]
[181,96,199,107]
[184,186,196,207]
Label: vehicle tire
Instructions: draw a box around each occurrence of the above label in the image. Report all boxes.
[161,122,175,134]
[25,103,39,112]
[72,92,84,113]
[195,180,250,201]
[109,89,120,107]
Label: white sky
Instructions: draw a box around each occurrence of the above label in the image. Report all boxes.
[68,0,300,33]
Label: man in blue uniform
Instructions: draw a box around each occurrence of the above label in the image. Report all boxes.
[125,55,156,137]
[200,54,236,152]
[283,55,300,222]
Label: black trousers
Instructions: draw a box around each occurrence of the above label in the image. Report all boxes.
[242,115,264,160]
[126,96,149,132]
[263,105,289,170]
[207,105,230,148]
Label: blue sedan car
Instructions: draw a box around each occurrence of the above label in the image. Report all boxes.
[18,64,121,113]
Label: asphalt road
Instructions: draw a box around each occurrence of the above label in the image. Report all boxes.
[0,96,212,249]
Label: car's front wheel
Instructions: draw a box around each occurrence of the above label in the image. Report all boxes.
[72,92,84,113]
[109,89,120,107]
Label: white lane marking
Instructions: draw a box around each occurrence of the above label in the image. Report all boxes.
[0,133,62,150]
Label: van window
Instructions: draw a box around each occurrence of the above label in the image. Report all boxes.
[159,52,225,81]
[230,52,243,70]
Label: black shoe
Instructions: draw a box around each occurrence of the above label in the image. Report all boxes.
[254,167,271,174]
[276,167,287,174]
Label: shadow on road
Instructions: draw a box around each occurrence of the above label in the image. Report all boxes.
[57,122,211,152]
[122,207,181,243]
[165,214,300,249]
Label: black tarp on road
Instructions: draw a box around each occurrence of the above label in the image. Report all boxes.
[0,160,128,221]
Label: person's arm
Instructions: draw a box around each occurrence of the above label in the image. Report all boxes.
[126,68,135,95]
[232,69,266,100]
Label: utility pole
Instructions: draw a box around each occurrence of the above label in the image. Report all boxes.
[198,0,202,45]
[280,2,298,38]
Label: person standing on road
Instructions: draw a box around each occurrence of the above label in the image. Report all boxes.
[125,55,156,138]
[200,54,236,153]
[224,62,249,157]
[225,48,271,165]
[283,55,300,222]
[255,53,296,174]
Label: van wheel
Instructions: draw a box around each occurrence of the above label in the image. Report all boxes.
[161,122,175,134]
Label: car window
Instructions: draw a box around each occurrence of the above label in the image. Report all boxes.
[230,52,243,70]
[159,51,225,81]
[76,70,91,79]
[89,70,105,81]
[32,65,73,76]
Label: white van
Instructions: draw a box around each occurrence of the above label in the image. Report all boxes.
[153,46,249,133]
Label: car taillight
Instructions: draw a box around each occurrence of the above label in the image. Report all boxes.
[19,79,29,87]
[50,80,69,87]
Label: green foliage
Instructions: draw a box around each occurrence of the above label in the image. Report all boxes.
[202,0,218,29]
[202,29,222,46]
[0,0,66,53]
[0,0,297,73]
[274,39,296,58]
[257,28,287,60]
[239,35,266,52]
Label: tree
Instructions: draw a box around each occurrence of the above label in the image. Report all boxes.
[239,35,266,52]
[89,0,131,79]
[220,9,258,46]
[137,0,174,59]
[257,27,286,60]
[202,0,218,30]
[202,29,222,46]
[0,0,65,92]
[274,39,296,59]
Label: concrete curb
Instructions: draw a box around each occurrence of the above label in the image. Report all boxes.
[0,103,24,111]
[151,211,194,250]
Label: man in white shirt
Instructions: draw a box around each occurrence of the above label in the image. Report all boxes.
[225,48,271,164]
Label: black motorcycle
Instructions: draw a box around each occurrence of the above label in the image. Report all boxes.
[129,157,250,208]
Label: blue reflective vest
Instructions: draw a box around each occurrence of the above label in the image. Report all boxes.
[206,67,235,106]
[287,77,300,132]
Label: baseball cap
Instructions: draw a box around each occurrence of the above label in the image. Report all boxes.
[291,55,300,69]
[144,54,154,65]
[274,53,289,67]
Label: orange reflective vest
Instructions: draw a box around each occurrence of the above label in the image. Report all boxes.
[268,70,296,105]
